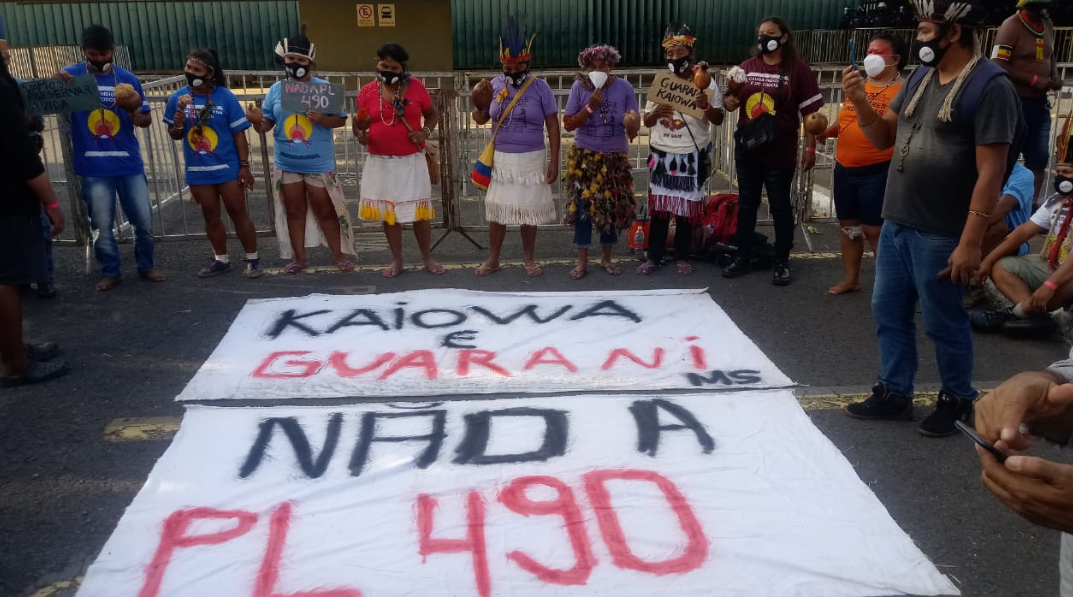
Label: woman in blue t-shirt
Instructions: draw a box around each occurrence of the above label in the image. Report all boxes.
[257,27,356,274]
[164,49,260,279]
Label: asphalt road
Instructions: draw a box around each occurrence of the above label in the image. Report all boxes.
[2,221,1071,597]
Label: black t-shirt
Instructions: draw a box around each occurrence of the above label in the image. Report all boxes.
[0,76,46,216]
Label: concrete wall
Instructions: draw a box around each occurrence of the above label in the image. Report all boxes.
[299,0,453,72]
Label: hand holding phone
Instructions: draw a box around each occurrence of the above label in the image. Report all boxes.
[849,38,857,71]
[955,420,1009,463]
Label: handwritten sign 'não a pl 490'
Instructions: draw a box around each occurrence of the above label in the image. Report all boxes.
[281,81,345,114]
[646,72,714,120]
[20,75,102,116]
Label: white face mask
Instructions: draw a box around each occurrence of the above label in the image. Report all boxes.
[588,70,608,89]
[863,53,888,78]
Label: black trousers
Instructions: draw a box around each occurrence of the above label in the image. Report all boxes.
[647,214,691,263]
[735,155,796,258]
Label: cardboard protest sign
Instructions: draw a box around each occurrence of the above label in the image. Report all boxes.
[75,392,959,597]
[175,289,793,401]
[646,72,714,119]
[20,75,102,116]
[280,80,345,114]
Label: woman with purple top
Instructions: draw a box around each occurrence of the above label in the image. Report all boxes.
[562,44,640,279]
[472,17,560,278]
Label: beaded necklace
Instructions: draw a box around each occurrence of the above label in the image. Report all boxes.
[377,80,400,126]
[1019,10,1046,37]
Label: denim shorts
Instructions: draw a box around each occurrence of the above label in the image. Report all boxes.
[833,161,890,226]
[1020,96,1052,171]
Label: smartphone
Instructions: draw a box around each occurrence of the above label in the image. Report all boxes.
[849,38,857,71]
[954,420,1009,462]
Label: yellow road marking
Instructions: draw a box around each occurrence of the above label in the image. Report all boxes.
[103,417,182,442]
[27,577,82,597]
[797,391,941,411]
[262,253,847,276]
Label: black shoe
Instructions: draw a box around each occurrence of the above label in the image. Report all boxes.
[845,384,914,420]
[1002,314,1057,339]
[198,259,233,278]
[35,282,56,299]
[969,307,1014,332]
[917,390,973,437]
[722,253,753,278]
[772,258,792,286]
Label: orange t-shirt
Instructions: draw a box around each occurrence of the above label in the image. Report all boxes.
[834,79,903,168]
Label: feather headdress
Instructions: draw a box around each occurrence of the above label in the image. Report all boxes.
[275,22,315,61]
[499,15,535,64]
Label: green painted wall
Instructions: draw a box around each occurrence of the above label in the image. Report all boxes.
[299,0,454,72]
[452,0,857,69]
[0,1,299,71]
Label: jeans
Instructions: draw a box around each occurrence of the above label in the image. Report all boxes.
[82,174,155,277]
[735,156,795,257]
[1020,96,1051,171]
[572,199,617,248]
[872,221,976,400]
[39,204,53,283]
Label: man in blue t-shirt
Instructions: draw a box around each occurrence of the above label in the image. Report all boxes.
[57,25,164,291]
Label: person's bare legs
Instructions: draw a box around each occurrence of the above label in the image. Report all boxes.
[306,184,347,264]
[521,224,541,276]
[0,285,27,377]
[280,180,309,266]
[190,185,228,256]
[477,222,506,276]
[571,247,589,279]
[830,219,864,295]
[383,222,404,278]
[219,181,257,254]
[412,219,444,274]
[991,261,1035,305]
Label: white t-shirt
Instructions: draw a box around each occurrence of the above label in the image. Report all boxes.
[643,77,722,154]
[1031,192,1073,266]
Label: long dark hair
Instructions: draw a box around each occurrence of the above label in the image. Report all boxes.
[188,48,227,88]
[872,32,909,70]
[752,16,798,63]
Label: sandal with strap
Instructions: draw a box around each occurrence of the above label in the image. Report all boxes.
[602,263,622,276]
[676,260,693,276]
[569,267,587,280]
[635,261,658,276]
[283,262,307,275]
[336,260,355,273]
[1,359,68,388]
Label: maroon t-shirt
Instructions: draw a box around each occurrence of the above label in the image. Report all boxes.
[734,57,824,169]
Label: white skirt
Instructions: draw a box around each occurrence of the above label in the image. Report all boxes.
[485,149,556,225]
[359,153,435,225]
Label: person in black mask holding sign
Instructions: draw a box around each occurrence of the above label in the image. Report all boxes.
[841,0,1020,438]
[722,16,823,285]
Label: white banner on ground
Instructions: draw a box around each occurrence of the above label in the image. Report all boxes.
[176,289,793,401]
[77,392,958,597]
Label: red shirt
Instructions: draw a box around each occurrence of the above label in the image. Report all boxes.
[734,57,823,169]
[358,77,433,157]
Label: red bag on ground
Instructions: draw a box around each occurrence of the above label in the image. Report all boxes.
[701,193,739,246]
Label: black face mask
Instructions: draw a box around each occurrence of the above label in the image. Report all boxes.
[87,58,113,73]
[667,56,692,75]
[912,34,950,68]
[757,35,783,55]
[284,61,308,79]
[185,72,208,89]
[379,70,404,85]
[1055,175,1073,196]
[504,70,530,87]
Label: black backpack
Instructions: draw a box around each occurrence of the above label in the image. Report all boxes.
[903,60,1027,184]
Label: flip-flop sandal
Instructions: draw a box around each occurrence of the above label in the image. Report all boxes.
[336,260,355,273]
[0,359,68,388]
[635,261,658,276]
[25,342,59,362]
[524,264,543,277]
[282,262,307,275]
[602,263,622,276]
[382,265,402,279]
[424,262,446,275]
[676,261,694,276]
[475,265,501,277]
[569,267,587,280]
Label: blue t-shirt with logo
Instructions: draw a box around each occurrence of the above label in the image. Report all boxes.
[163,86,251,185]
[262,77,346,174]
[62,63,150,177]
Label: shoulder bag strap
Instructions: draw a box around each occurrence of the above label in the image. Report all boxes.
[490,76,537,142]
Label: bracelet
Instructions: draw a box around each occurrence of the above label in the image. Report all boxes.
[1031,75,1040,87]
[806,147,816,153]
[43,201,59,210]
[421,126,432,136]
[239,160,250,168]
[1044,279,1059,291]
[968,210,992,219]
[585,105,594,114]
